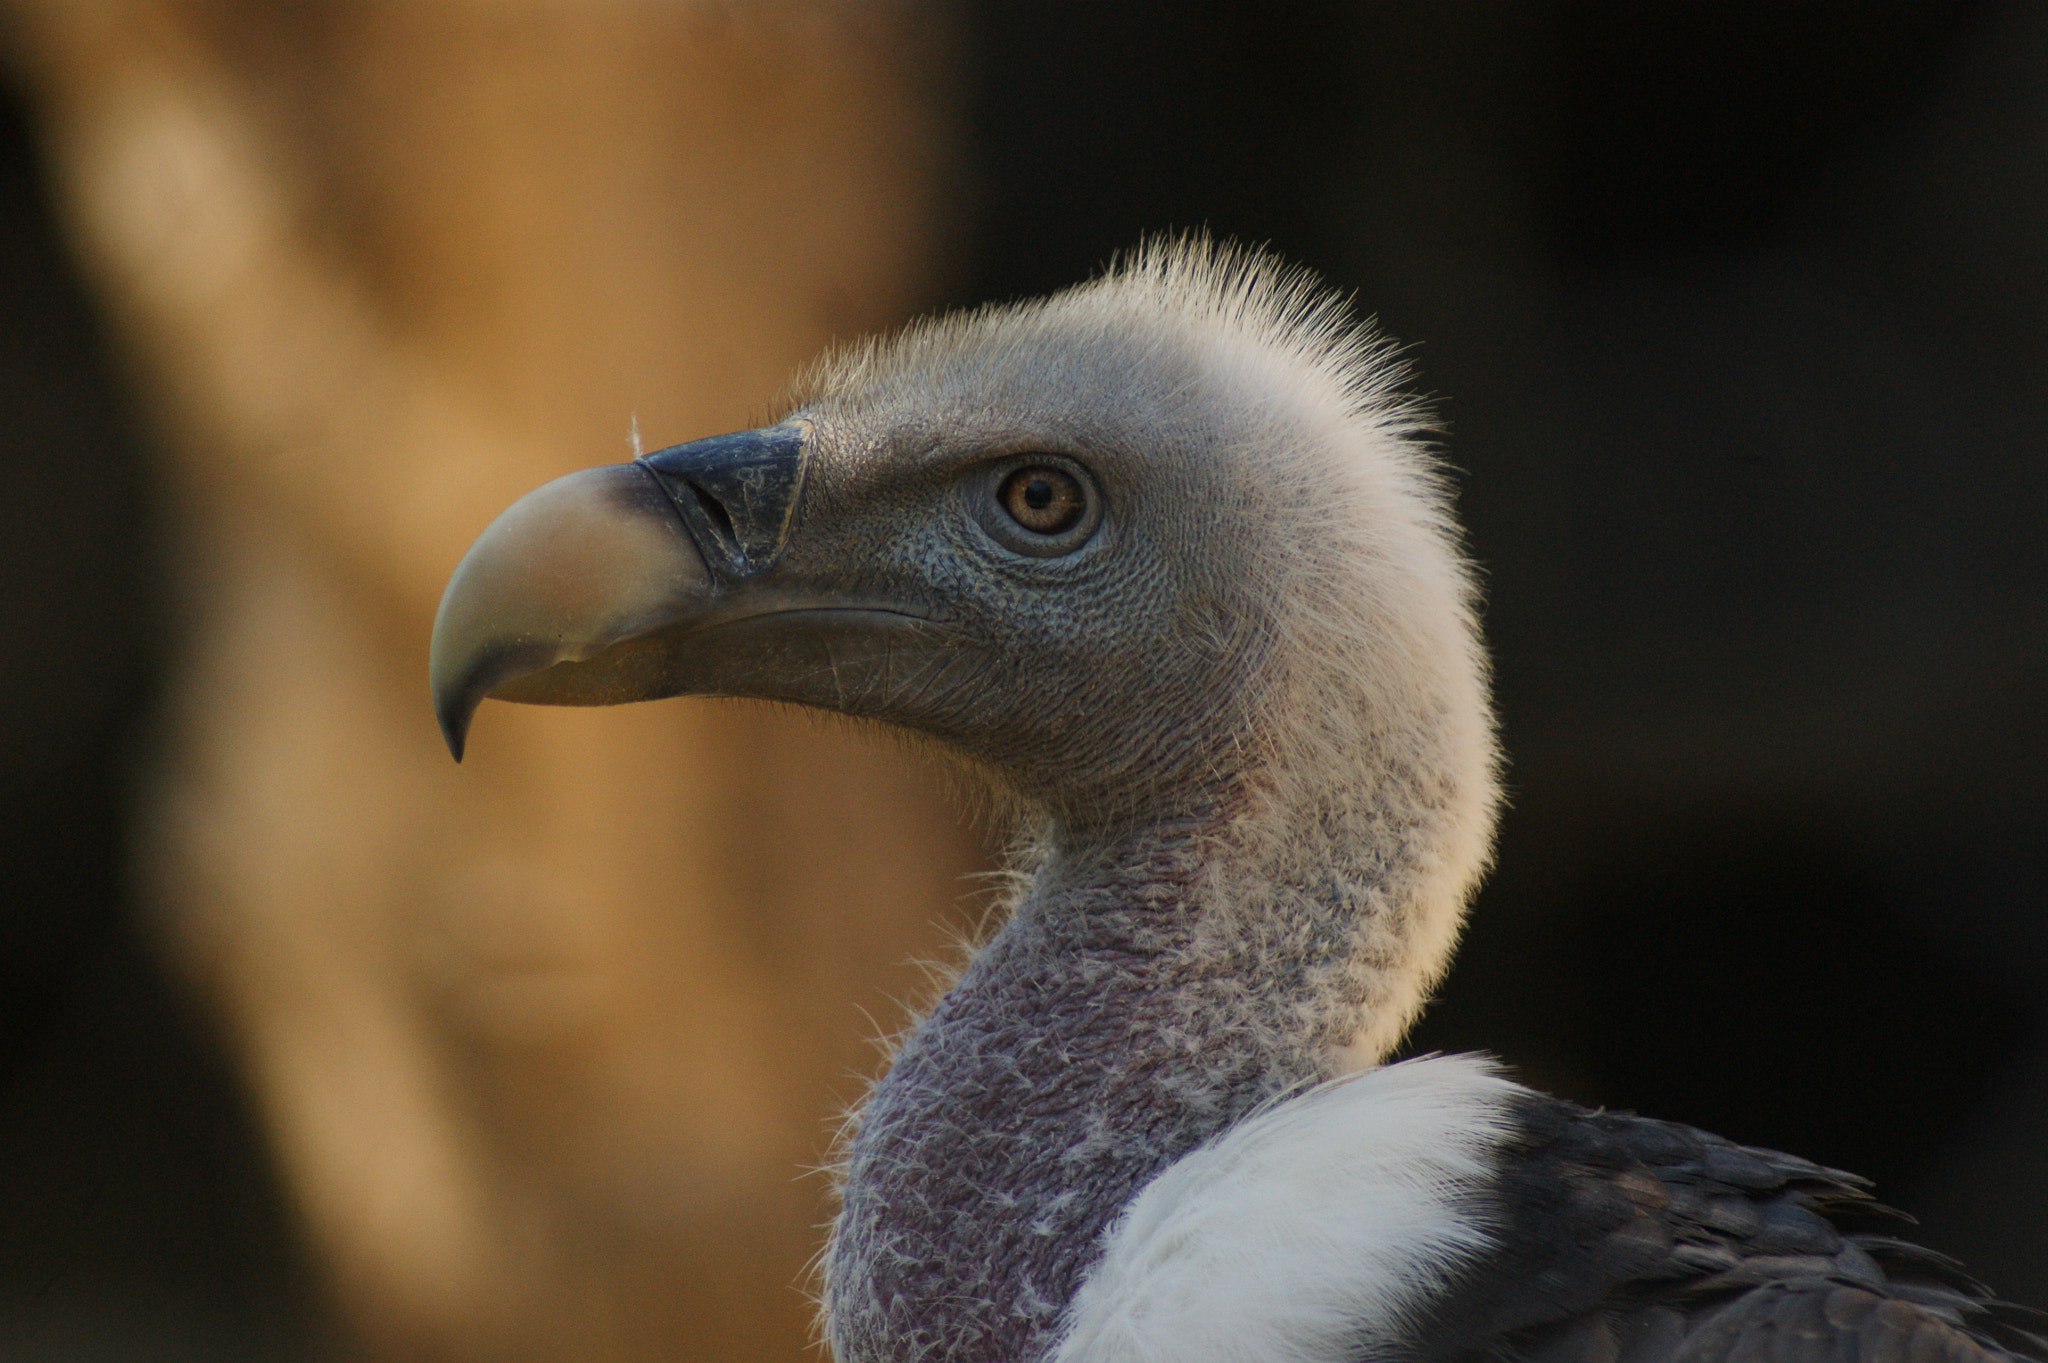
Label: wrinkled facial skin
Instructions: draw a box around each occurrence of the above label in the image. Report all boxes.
[433,323,1292,831]
[755,395,1273,826]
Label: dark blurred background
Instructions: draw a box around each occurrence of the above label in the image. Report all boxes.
[2,1,2042,1359]
[0,67,334,1360]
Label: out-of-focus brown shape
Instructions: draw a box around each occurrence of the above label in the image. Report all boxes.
[1,3,976,1359]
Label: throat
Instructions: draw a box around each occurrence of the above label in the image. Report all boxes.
[824,812,1406,1363]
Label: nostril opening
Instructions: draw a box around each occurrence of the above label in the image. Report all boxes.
[688,480,737,543]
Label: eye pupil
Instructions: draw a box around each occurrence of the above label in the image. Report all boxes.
[998,465,1087,536]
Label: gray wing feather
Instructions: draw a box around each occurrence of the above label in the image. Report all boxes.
[1403,1094,2046,1363]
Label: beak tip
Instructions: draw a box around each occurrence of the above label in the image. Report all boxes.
[433,678,477,762]
[429,619,498,764]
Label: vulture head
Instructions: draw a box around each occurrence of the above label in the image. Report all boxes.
[432,241,1500,1359]
[435,240,1495,981]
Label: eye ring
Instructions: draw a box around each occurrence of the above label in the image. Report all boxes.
[974,455,1102,558]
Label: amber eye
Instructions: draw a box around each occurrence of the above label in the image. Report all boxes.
[998,466,1087,536]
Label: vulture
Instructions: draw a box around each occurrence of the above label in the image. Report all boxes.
[430,242,2043,1363]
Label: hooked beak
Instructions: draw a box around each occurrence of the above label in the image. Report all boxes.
[428,424,808,760]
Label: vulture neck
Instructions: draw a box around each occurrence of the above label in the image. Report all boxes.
[828,740,1467,1363]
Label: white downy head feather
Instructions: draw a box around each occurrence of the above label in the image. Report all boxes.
[799,239,1501,1064]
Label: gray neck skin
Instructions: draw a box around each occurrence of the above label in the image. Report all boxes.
[825,805,1391,1363]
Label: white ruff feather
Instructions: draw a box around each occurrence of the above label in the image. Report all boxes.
[1051,1055,1520,1363]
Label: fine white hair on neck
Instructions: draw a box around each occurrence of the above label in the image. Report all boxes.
[1050,1054,1521,1363]
[1061,239,1500,1066]
[1130,245,1500,1066]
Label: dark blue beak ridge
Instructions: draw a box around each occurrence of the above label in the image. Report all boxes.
[638,423,810,577]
